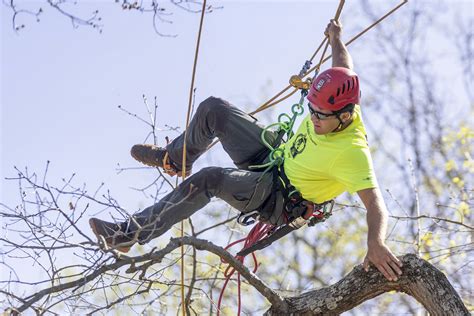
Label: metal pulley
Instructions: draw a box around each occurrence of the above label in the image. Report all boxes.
[289,75,312,90]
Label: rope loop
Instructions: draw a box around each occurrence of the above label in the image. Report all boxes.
[277,113,293,131]
[217,222,274,316]
[270,148,284,163]
[291,102,305,116]
[249,89,308,176]
[260,122,283,150]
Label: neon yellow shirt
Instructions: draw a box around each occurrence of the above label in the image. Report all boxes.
[282,105,378,203]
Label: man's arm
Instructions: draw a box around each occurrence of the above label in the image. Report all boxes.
[326,19,354,70]
[357,187,403,281]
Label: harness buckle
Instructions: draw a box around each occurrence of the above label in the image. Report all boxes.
[289,217,307,229]
[237,210,260,226]
[308,200,335,226]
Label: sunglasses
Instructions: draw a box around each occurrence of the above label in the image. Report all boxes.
[307,103,337,120]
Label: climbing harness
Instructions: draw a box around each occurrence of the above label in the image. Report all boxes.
[235,121,337,256]
[237,200,335,257]
[245,88,335,222]
[232,82,335,254]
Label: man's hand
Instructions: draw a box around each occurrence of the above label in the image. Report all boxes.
[324,19,343,42]
[363,242,403,281]
[324,19,353,69]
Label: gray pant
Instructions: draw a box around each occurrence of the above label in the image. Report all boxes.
[131,97,285,244]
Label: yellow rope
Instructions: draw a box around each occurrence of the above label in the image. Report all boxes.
[312,0,345,75]
[250,0,344,116]
[205,0,407,153]
[255,0,407,113]
[249,87,299,115]
[180,0,207,315]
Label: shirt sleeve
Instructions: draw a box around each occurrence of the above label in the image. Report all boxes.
[330,145,379,194]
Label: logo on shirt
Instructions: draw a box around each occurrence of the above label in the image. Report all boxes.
[363,176,372,181]
[290,133,307,158]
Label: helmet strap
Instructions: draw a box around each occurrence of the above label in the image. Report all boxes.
[331,114,353,133]
[330,104,355,133]
[331,115,345,133]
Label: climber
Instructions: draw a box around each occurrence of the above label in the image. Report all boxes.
[89,19,403,282]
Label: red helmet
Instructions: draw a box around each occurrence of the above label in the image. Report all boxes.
[307,67,360,111]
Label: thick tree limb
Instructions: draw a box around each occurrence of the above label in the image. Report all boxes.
[265,254,469,315]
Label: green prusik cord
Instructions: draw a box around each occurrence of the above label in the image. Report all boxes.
[250,90,307,175]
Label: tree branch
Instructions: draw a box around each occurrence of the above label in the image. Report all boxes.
[8,236,288,314]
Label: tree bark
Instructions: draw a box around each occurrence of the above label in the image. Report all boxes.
[265,254,469,315]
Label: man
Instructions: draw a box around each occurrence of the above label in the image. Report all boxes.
[90,20,403,281]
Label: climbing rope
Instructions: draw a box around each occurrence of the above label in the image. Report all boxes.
[180,0,208,315]
[252,0,408,115]
[289,0,345,91]
[206,0,408,155]
[217,222,275,316]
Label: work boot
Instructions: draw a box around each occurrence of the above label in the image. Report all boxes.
[89,218,134,253]
[130,144,191,176]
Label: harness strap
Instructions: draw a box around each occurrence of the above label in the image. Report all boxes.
[258,166,281,222]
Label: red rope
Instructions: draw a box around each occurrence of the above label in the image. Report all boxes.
[217,222,274,316]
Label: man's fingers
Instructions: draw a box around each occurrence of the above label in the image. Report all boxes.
[389,253,403,268]
[363,256,369,271]
[388,259,403,276]
[387,252,403,275]
[376,263,392,281]
[378,262,399,281]
[383,261,399,281]
[329,19,341,27]
[367,258,400,281]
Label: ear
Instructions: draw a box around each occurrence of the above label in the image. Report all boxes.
[340,111,352,123]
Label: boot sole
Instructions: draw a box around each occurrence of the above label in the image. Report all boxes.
[89,219,131,253]
[131,155,163,168]
[131,155,192,177]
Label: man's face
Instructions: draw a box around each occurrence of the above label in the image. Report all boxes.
[308,102,342,135]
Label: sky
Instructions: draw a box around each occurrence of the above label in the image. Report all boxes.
[1,0,473,313]
[2,0,360,212]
